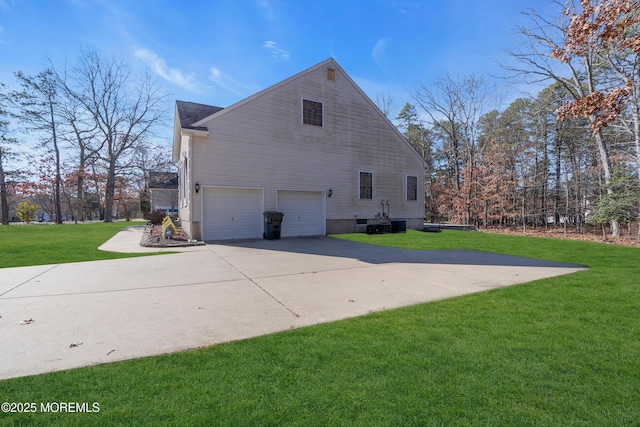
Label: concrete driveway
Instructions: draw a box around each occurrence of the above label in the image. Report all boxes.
[0,227,585,380]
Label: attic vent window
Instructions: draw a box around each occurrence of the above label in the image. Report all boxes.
[303,99,323,126]
[327,68,336,81]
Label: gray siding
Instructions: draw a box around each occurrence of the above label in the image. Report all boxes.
[179,59,425,238]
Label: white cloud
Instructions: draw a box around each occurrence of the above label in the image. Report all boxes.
[372,38,390,67]
[262,40,290,60]
[134,48,198,91]
[209,66,253,97]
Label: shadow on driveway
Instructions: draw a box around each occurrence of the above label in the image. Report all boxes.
[206,236,587,269]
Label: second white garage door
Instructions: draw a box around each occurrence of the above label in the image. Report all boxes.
[202,187,263,240]
[277,190,325,237]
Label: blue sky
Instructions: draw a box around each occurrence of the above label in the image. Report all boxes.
[0,0,558,143]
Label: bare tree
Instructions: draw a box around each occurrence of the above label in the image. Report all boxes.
[11,70,64,223]
[585,0,640,190]
[66,49,167,222]
[374,92,396,119]
[54,69,101,222]
[506,0,640,236]
[411,74,492,225]
[0,83,18,224]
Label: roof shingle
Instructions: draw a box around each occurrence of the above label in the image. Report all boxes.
[175,100,223,130]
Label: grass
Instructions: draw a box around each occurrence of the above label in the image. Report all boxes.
[0,222,155,268]
[1,230,639,425]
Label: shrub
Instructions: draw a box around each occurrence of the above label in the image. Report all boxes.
[16,201,40,223]
[144,210,166,225]
[162,215,177,239]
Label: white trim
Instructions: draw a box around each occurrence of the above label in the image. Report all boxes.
[301,97,324,127]
[182,129,209,138]
[358,170,374,200]
[405,174,418,201]
[179,158,188,208]
[275,187,326,195]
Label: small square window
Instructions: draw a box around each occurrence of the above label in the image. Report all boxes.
[327,68,336,81]
[359,171,373,200]
[303,99,323,126]
[407,175,418,201]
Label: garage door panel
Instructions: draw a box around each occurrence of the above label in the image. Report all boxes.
[277,190,324,237]
[203,188,263,240]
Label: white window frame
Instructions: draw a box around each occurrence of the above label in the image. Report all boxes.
[358,170,373,200]
[406,175,418,201]
[301,98,323,127]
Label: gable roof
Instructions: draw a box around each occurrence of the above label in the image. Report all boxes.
[175,100,223,130]
[173,58,426,166]
[148,171,178,189]
[173,101,222,160]
[191,58,339,127]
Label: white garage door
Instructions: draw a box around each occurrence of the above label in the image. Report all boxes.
[277,190,325,237]
[202,187,263,240]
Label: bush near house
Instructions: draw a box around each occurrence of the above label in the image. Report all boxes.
[144,210,166,225]
[162,214,176,239]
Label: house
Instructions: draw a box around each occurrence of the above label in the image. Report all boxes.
[172,58,425,241]
[148,172,178,215]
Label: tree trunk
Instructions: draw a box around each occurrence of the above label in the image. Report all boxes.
[76,144,85,222]
[104,159,117,222]
[48,96,63,225]
[53,139,63,224]
[592,126,619,237]
[632,103,640,234]
[554,123,562,228]
[632,99,640,189]
[0,148,8,225]
[522,190,526,233]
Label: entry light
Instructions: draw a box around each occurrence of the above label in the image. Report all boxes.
[195,182,200,193]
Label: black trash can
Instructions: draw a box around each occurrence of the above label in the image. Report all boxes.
[390,219,406,233]
[263,211,284,240]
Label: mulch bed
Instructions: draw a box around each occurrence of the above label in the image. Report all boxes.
[141,224,204,247]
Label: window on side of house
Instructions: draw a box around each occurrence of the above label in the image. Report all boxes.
[303,99,323,126]
[359,171,373,200]
[406,175,418,201]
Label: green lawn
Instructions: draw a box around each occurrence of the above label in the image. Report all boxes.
[1,229,639,426]
[0,222,154,268]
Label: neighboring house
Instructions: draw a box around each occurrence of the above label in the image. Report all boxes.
[148,172,179,215]
[172,58,425,241]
